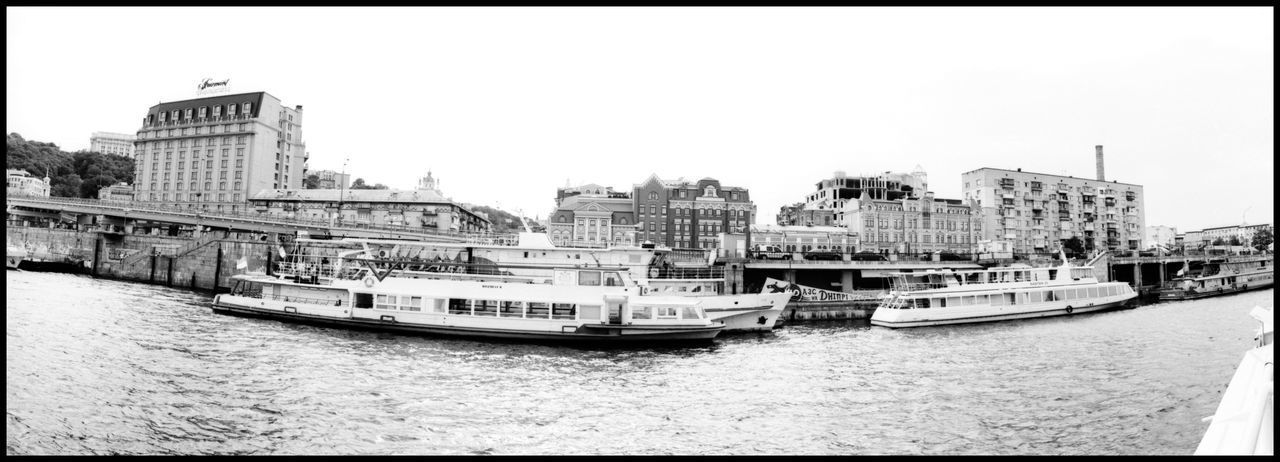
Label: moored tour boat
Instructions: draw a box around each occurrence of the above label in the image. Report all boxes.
[871,251,1137,328]
[1158,255,1273,302]
[213,259,726,343]
[274,230,789,333]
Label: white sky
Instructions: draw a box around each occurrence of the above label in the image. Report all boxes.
[7,7,1273,232]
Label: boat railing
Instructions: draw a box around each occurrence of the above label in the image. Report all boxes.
[648,266,725,280]
[236,290,343,306]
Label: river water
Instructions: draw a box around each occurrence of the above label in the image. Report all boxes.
[5,270,1272,455]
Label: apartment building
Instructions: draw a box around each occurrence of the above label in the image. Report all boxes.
[961,162,1146,254]
[132,91,307,213]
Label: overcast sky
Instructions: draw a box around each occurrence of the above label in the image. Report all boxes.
[7,7,1273,232]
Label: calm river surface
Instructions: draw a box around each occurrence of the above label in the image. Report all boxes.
[6,270,1272,455]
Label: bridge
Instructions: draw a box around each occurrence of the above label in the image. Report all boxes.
[7,195,472,242]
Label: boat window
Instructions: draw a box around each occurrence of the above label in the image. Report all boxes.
[405,296,423,311]
[448,298,471,315]
[632,305,652,320]
[916,298,931,309]
[1031,291,1044,303]
[962,296,975,306]
[500,301,524,317]
[354,293,373,309]
[603,272,623,287]
[430,299,448,313]
[579,304,601,321]
[946,296,961,307]
[1063,290,1075,300]
[579,271,601,286]
[1089,287,1099,298]
[376,294,398,310]
[1053,290,1065,301]
[937,298,947,308]
[552,303,575,320]
[678,307,699,320]
[476,300,499,316]
[991,294,1005,306]
[657,306,678,319]
[976,295,989,305]
[527,302,550,319]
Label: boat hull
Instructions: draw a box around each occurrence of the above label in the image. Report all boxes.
[870,298,1134,328]
[699,293,790,333]
[212,296,722,342]
[1158,281,1274,301]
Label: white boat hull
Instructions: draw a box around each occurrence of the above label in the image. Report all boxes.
[870,296,1135,328]
[700,293,791,332]
[212,294,723,342]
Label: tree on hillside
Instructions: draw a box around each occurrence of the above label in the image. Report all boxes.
[1227,236,1243,246]
[6,133,135,197]
[1212,237,1226,246]
[349,178,389,190]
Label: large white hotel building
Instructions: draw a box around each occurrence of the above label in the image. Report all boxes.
[131,92,306,213]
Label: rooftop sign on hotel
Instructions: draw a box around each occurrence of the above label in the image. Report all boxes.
[197,78,230,96]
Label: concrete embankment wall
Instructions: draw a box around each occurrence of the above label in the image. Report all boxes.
[7,225,316,292]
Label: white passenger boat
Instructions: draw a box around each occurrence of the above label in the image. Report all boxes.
[1158,255,1273,302]
[1195,305,1273,455]
[871,251,1137,328]
[213,259,725,342]
[278,230,788,332]
[6,246,27,270]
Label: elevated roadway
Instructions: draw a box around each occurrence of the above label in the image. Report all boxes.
[7,195,471,242]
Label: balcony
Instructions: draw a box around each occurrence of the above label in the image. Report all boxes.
[1029,181,1043,190]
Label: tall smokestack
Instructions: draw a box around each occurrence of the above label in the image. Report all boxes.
[1095,145,1105,181]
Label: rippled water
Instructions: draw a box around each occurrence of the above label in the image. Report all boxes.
[6,270,1271,455]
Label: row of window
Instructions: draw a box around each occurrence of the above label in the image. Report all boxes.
[156,103,252,124]
[900,284,1129,310]
[147,192,240,202]
[144,123,249,139]
[138,135,248,150]
[146,180,242,191]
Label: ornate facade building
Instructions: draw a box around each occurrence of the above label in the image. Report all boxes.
[89,132,137,158]
[841,190,982,255]
[633,175,754,250]
[6,169,50,197]
[546,184,637,247]
[249,188,490,233]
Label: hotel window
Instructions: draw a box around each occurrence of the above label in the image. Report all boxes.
[234,193,241,202]
[164,162,170,169]
[229,104,237,115]
[234,181,241,190]
[165,151,172,160]
[151,162,158,170]
[219,182,226,190]
[221,160,228,168]
[206,148,214,157]
[172,110,180,120]
[243,102,252,114]
[237,136,245,145]
[165,140,173,148]
[150,182,157,190]
[205,172,212,180]
[184,109,193,119]
[236,148,244,157]
[177,173,183,181]
[189,182,197,191]
[218,193,226,201]
[198,107,207,118]
[206,160,214,169]
[162,183,169,191]
[191,161,198,169]
[204,182,212,190]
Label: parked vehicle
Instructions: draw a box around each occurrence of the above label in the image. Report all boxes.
[803,250,842,261]
[754,245,791,260]
[850,252,887,261]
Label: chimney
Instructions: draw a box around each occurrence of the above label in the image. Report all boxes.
[1095,145,1105,181]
